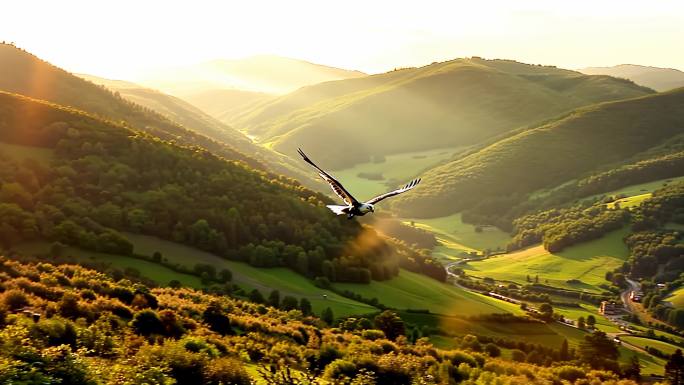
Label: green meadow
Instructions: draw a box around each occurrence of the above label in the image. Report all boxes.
[621,336,683,356]
[332,147,461,199]
[18,236,377,318]
[598,176,684,200]
[465,228,630,293]
[336,269,523,316]
[403,212,512,258]
[403,311,586,347]
[617,345,667,376]
[15,242,205,288]
[665,286,684,308]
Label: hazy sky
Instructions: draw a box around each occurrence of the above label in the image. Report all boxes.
[2,0,683,79]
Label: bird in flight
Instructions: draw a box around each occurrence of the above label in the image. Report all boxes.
[298,148,421,218]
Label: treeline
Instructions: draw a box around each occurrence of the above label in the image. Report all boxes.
[370,216,438,250]
[507,202,629,252]
[0,256,646,384]
[461,149,684,232]
[389,238,446,282]
[0,92,397,284]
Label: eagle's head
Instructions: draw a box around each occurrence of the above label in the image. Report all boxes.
[360,203,375,214]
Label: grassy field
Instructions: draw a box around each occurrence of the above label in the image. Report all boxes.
[15,242,205,288]
[403,212,512,258]
[621,336,682,356]
[336,269,523,316]
[665,286,684,308]
[402,311,587,348]
[332,147,461,199]
[552,303,621,334]
[597,176,684,200]
[617,345,667,376]
[465,228,630,293]
[0,141,54,163]
[18,236,377,318]
[606,193,652,209]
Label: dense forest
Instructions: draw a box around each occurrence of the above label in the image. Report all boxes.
[0,256,667,384]
[0,91,401,283]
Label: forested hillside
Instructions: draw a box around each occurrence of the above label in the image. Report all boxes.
[393,89,684,218]
[75,72,320,188]
[0,44,323,188]
[0,91,397,283]
[233,57,652,169]
[0,256,652,384]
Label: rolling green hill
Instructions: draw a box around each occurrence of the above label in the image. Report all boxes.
[233,57,652,169]
[0,43,266,169]
[0,91,396,285]
[581,64,684,92]
[393,88,684,218]
[464,227,631,293]
[74,72,319,187]
[335,269,522,316]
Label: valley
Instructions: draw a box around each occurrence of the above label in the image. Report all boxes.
[1,27,684,383]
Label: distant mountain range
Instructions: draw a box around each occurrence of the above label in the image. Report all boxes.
[136,55,366,96]
[580,64,684,92]
[230,57,653,169]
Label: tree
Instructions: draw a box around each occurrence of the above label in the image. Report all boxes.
[248,289,265,304]
[152,251,162,262]
[559,339,570,361]
[299,298,312,316]
[131,310,163,336]
[484,343,501,357]
[577,316,586,329]
[586,315,596,329]
[539,303,553,320]
[281,296,298,311]
[217,268,232,283]
[268,290,280,308]
[623,355,641,382]
[373,310,405,341]
[322,307,334,325]
[202,301,232,335]
[667,349,684,385]
[579,331,618,369]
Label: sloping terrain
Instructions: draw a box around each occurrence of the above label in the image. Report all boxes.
[392,89,684,217]
[233,57,652,169]
[581,64,684,92]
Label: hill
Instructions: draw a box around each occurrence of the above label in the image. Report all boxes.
[180,88,272,123]
[581,64,684,92]
[74,72,319,185]
[392,88,684,218]
[0,91,398,284]
[0,43,263,167]
[232,57,653,169]
[0,256,646,384]
[136,54,366,96]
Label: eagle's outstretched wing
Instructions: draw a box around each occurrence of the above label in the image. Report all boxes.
[298,148,359,206]
[365,178,421,205]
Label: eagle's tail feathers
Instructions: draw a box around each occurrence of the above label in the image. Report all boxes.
[326,205,349,215]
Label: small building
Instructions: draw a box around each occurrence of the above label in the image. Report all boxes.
[599,301,622,315]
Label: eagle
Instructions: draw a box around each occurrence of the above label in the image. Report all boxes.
[298,148,421,218]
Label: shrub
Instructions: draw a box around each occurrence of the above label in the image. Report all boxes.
[131,309,163,336]
[2,289,29,310]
